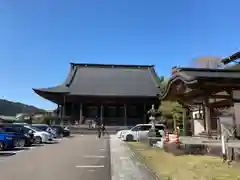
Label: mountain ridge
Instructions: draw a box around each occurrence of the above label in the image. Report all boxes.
[0,99,45,116]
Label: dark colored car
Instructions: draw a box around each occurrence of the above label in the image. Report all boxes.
[50,125,70,137]
[0,124,34,147]
[0,132,23,150]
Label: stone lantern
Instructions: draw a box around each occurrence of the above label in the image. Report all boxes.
[147,104,158,146]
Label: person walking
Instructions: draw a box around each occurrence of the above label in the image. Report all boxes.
[88,120,93,129]
[101,124,106,136]
[92,121,96,129]
[97,123,101,138]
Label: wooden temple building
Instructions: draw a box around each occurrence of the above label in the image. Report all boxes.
[33,63,161,126]
[160,63,240,138]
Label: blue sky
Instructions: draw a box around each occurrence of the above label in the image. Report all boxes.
[0,0,240,110]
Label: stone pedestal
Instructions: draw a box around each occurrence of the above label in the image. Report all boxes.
[148,129,157,146]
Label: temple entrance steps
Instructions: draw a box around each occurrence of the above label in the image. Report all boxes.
[197,131,219,139]
[63,119,70,126]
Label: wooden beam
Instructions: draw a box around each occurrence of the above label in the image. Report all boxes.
[209,99,232,108]
[204,82,240,88]
[209,95,231,99]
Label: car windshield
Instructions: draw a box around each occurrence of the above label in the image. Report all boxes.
[33,126,48,131]
[27,126,42,132]
[130,126,139,131]
[51,126,63,130]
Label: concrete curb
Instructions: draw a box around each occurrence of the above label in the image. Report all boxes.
[127,145,162,180]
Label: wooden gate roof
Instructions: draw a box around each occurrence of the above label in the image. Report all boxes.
[161,67,240,101]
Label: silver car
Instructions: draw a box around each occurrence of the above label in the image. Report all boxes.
[31,124,57,138]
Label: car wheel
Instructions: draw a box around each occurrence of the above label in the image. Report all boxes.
[60,133,63,138]
[0,141,4,151]
[126,134,134,141]
[34,136,42,144]
[18,139,26,148]
[25,141,31,147]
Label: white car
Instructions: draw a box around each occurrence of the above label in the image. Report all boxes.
[24,125,52,143]
[121,124,165,141]
[116,127,133,138]
[116,129,129,138]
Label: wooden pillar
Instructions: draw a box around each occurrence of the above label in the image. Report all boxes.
[59,105,63,125]
[61,95,66,126]
[143,104,146,123]
[60,104,64,126]
[57,104,61,124]
[202,104,206,131]
[71,103,74,125]
[182,108,187,136]
[217,117,221,136]
[124,104,127,126]
[232,90,240,161]
[173,114,177,131]
[204,98,211,136]
[100,104,103,124]
[232,90,239,137]
[79,103,83,125]
[190,109,194,136]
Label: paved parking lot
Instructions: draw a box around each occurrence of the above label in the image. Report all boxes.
[0,134,157,180]
[0,135,111,180]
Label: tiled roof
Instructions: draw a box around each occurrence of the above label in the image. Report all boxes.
[33,63,161,97]
[170,67,240,82]
[160,67,240,100]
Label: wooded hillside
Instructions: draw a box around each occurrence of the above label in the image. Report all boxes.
[0,99,45,116]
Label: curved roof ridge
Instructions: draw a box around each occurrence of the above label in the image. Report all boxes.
[33,85,69,94]
[177,67,240,72]
[160,72,198,100]
[65,65,78,87]
[70,62,154,69]
[147,67,162,89]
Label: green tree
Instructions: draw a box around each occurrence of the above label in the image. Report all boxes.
[158,77,184,121]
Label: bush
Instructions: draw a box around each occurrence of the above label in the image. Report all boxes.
[32,118,49,124]
[163,142,186,156]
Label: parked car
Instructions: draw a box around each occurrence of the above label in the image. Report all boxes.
[13,123,29,125]
[116,126,133,138]
[0,129,26,150]
[24,125,53,144]
[63,126,70,136]
[121,124,165,141]
[50,125,70,137]
[0,124,34,147]
[32,124,57,138]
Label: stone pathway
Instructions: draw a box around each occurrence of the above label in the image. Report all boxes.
[110,135,157,180]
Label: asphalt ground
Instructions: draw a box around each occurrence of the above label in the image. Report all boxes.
[0,135,111,180]
[70,126,126,134]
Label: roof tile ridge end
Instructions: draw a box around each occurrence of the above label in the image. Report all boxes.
[148,67,161,88]
[65,65,78,87]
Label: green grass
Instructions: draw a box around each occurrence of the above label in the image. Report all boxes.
[127,142,240,180]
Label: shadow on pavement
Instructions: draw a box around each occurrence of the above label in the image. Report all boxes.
[18,147,31,151]
[45,141,59,144]
[0,152,16,156]
[2,147,27,152]
[66,135,74,138]
[31,144,44,147]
